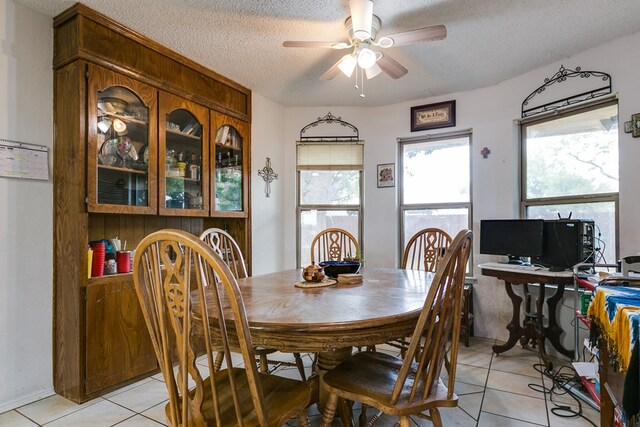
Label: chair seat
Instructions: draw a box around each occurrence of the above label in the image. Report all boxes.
[170,367,311,427]
[323,352,457,416]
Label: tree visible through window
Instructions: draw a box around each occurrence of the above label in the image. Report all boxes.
[522,102,619,264]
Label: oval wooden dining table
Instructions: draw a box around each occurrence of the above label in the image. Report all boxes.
[198,267,434,420]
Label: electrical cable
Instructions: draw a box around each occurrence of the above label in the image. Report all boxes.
[528,362,598,426]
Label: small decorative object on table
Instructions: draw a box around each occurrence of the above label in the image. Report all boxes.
[319,261,361,278]
[302,262,325,283]
[337,273,363,284]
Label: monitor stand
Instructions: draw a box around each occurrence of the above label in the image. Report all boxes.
[507,256,524,265]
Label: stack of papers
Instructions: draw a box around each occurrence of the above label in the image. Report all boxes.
[337,273,363,284]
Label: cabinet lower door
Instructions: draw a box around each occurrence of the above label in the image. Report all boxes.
[85,280,157,395]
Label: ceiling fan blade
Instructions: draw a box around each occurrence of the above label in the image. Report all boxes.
[377,53,408,79]
[381,24,447,47]
[350,0,373,40]
[283,41,350,49]
[319,59,343,80]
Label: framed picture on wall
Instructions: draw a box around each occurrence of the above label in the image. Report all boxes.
[377,163,395,188]
[411,100,456,132]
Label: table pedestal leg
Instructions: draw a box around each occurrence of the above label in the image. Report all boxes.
[492,281,524,354]
[545,282,573,359]
[317,347,354,427]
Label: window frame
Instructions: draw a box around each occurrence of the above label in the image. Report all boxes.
[398,130,473,267]
[296,142,364,268]
[519,100,620,261]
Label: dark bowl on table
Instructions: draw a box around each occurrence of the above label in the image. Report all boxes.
[318,261,361,278]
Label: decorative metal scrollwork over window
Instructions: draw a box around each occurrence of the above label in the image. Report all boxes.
[299,112,359,142]
[521,65,612,118]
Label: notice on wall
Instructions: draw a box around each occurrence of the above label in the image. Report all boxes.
[0,139,49,181]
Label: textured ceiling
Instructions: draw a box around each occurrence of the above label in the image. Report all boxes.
[17,0,640,107]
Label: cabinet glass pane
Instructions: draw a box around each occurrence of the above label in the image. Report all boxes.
[165,109,204,210]
[96,87,150,206]
[214,125,243,211]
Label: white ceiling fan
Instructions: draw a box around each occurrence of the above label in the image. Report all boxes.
[283,0,447,85]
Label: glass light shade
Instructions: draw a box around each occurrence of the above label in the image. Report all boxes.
[112,118,127,133]
[97,118,112,133]
[365,63,382,79]
[338,54,357,77]
[357,47,377,69]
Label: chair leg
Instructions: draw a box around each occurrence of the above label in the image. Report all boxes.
[297,412,311,427]
[359,404,367,427]
[214,352,224,371]
[430,409,443,427]
[320,393,339,427]
[294,353,307,381]
[259,354,268,373]
[399,416,411,427]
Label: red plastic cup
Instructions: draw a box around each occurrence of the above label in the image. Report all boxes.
[116,251,131,273]
[90,242,105,277]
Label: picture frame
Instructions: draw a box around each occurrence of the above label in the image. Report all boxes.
[632,113,640,138]
[411,100,456,132]
[377,163,395,188]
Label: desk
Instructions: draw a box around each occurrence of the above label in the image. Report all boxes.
[200,267,432,416]
[479,264,573,369]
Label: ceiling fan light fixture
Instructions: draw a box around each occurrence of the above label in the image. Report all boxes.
[365,62,382,79]
[338,54,357,77]
[357,47,377,69]
[351,0,373,40]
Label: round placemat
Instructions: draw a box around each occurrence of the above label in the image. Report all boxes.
[295,278,337,288]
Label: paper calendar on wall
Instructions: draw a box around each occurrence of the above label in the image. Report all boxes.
[0,138,50,181]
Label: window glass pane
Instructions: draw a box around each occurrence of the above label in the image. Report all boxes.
[402,208,469,251]
[299,170,360,205]
[526,201,616,265]
[300,210,359,266]
[402,137,469,204]
[524,104,619,199]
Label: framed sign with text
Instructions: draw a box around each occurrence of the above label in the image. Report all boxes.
[410,100,456,132]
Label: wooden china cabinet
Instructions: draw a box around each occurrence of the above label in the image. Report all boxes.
[53,4,252,402]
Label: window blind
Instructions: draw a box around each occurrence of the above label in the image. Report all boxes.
[296,142,364,170]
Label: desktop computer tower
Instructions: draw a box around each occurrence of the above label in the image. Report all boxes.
[535,220,595,270]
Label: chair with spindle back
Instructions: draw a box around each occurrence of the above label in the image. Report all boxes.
[200,228,308,380]
[310,228,360,263]
[319,229,473,427]
[133,229,311,426]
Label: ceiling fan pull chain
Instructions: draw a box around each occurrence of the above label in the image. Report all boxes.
[354,64,359,90]
[360,67,366,98]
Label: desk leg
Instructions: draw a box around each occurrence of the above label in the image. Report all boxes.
[493,281,525,355]
[545,283,573,359]
[536,282,552,370]
[317,347,354,427]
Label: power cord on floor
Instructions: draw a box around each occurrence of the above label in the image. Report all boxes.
[527,362,598,427]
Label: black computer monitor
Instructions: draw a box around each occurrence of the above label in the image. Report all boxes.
[480,219,544,264]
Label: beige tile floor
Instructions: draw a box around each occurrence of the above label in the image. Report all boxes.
[0,337,599,426]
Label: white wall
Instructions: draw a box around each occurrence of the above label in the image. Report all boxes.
[0,0,54,412]
[251,93,287,274]
[280,31,640,343]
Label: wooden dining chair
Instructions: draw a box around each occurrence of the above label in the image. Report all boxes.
[310,228,360,263]
[133,229,311,426]
[388,228,454,355]
[200,228,308,380]
[319,229,473,427]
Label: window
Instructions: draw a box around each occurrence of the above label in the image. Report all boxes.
[521,102,619,264]
[297,142,363,267]
[399,133,472,261]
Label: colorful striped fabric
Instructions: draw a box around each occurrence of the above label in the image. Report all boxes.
[588,285,640,372]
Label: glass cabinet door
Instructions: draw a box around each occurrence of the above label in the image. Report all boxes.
[87,65,158,214]
[212,113,249,216]
[159,92,209,216]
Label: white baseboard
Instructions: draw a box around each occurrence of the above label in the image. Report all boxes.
[0,388,55,414]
